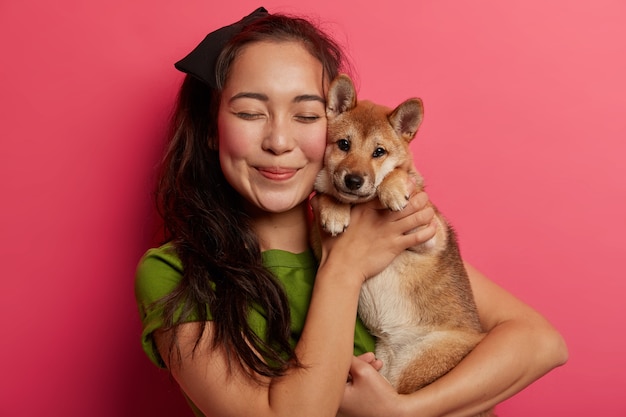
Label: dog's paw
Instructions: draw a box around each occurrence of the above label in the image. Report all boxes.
[378,186,409,211]
[320,205,351,236]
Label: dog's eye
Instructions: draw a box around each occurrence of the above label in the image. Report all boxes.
[373,147,387,158]
[337,139,350,152]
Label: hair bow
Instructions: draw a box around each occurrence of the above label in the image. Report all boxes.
[174,7,269,88]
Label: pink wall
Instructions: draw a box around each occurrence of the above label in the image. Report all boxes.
[1,1,624,415]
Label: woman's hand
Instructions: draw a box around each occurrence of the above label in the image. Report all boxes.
[311,188,437,282]
[337,354,407,417]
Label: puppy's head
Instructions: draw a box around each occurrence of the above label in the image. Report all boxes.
[315,74,424,203]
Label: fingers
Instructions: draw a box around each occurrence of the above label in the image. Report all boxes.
[313,189,438,277]
[347,190,437,247]
[349,354,382,383]
[409,189,430,210]
[355,352,383,372]
[388,191,435,228]
[403,218,438,246]
[389,191,438,246]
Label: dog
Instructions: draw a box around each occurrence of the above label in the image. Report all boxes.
[314,74,492,416]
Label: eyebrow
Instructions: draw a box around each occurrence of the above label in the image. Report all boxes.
[229,92,325,104]
[229,92,268,103]
[293,94,325,104]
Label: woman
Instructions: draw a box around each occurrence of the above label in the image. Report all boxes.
[135,7,567,417]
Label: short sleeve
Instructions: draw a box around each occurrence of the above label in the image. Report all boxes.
[134,244,184,368]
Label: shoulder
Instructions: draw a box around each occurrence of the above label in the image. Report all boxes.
[134,243,186,368]
[135,243,183,306]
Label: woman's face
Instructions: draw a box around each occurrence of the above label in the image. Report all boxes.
[217,41,327,214]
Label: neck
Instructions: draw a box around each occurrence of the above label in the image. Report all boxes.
[248,201,311,253]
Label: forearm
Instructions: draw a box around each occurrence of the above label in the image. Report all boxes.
[399,312,568,417]
[271,261,363,415]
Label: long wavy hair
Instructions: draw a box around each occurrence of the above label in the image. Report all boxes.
[155,13,346,380]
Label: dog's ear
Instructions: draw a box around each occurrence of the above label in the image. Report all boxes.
[388,98,424,142]
[326,74,357,118]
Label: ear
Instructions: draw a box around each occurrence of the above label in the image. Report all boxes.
[388,98,424,143]
[326,74,357,118]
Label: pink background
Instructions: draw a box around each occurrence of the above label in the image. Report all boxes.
[1,1,624,416]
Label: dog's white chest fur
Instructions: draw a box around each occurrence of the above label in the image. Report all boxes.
[359,251,421,333]
[358,250,434,384]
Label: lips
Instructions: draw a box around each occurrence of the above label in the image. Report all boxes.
[257,167,299,181]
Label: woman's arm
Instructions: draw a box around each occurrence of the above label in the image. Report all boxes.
[404,262,568,416]
[339,262,568,417]
[156,192,437,417]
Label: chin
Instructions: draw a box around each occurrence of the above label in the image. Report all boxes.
[256,195,306,214]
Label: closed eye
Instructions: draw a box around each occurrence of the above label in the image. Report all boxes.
[235,112,264,120]
[295,115,322,123]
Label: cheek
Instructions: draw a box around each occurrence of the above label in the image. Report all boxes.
[217,115,250,160]
[218,135,247,160]
[302,125,328,163]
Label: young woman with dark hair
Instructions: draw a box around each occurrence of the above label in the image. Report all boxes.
[135,7,567,417]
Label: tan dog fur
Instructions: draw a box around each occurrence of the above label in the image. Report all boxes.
[314,74,493,416]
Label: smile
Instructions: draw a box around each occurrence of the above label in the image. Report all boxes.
[257,167,299,181]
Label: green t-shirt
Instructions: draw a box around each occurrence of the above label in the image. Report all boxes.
[135,244,376,369]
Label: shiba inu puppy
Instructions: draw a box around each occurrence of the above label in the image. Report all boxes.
[314,74,492,416]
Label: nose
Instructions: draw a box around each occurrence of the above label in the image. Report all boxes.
[262,116,294,155]
[344,173,364,190]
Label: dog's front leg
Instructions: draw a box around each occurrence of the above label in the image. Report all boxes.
[378,169,411,211]
[317,193,352,236]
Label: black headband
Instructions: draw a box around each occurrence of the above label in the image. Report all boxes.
[174,7,270,88]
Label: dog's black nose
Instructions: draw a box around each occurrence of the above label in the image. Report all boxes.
[344,174,363,190]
